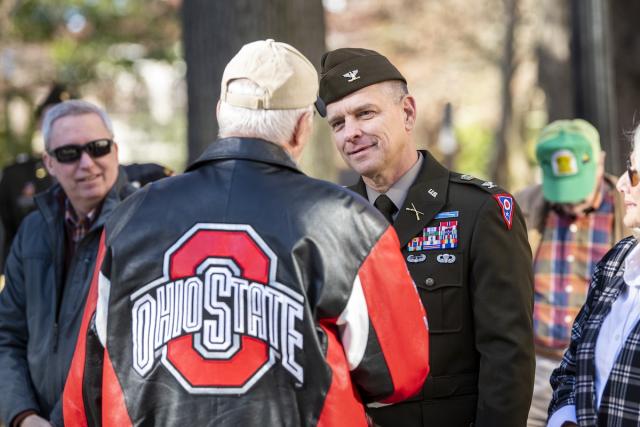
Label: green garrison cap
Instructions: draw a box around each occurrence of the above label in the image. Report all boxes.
[318,48,406,109]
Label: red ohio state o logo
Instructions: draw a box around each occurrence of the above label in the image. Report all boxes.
[130,223,305,395]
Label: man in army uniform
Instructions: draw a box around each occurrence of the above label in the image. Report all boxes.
[318,47,535,427]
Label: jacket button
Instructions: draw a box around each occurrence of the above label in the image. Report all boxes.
[424,277,435,287]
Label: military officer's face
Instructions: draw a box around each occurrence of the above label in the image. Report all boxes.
[326,82,417,180]
[618,151,640,229]
[44,113,119,216]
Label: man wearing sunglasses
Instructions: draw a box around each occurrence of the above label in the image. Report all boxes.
[0,100,135,427]
[516,119,630,426]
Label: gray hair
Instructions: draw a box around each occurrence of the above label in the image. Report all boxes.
[634,124,640,168]
[381,80,409,104]
[42,100,114,151]
[629,124,640,239]
[217,79,313,145]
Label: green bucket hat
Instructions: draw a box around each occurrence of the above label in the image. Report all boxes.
[535,119,601,203]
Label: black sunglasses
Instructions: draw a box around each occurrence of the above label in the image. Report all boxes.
[49,139,113,164]
[627,159,639,187]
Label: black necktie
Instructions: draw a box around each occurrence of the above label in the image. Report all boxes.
[374,194,397,224]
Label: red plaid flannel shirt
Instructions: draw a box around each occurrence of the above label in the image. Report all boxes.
[533,187,615,352]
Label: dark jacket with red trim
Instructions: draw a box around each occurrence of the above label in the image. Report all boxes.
[63,137,430,427]
[353,151,535,427]
[0,170,134,426]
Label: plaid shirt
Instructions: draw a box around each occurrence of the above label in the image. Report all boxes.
[549,236,640,426]
[64,199,97,243]
[533,188,615,351]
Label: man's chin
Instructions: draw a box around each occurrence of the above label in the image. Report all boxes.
[346,159,379,178]
[625,215,640,231]
[78,189,108,204]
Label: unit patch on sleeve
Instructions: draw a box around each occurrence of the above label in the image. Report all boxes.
[493,193,514,230]
[407,220,459,251]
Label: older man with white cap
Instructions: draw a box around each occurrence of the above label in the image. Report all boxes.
[62,40,429,426]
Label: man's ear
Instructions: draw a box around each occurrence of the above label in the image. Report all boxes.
[43,151,56,178]
[112,141,119,162]
[599,150,606,166]
[403,95,417,131]
[288,111,313,161]
[216,100,221,119]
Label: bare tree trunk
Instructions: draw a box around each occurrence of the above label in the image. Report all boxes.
[182,0,326,165]
[536,0,573,121]
[491,0,518,187]
[571,0,618,173]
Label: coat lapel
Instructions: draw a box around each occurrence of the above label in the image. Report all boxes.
[347,151,450,248]
[394,151,449,247]
[347,179,367,198]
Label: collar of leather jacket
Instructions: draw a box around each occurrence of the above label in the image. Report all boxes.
[187,137,301,174]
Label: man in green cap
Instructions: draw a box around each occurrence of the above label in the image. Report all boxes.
[318,47,535,427]
[516,119,628,426]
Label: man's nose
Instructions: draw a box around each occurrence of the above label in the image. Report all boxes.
[77,150,96,168]
[343,117,362,142]
[617,172,629,193]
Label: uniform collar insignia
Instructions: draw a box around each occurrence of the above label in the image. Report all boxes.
[405,203,424,220]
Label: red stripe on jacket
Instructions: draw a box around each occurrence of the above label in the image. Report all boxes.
[102,348,132,427]
[63,231,106,426]
[358,227,430,403]
[317,323,368,427]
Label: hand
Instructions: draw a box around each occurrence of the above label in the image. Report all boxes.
[20,414,53,427]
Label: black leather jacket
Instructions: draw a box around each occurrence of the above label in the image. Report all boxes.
[64,138,430,426]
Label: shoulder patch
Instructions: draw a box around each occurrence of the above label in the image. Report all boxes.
[492,193,514,230]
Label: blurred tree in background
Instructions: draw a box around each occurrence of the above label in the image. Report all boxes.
[327,0,640,190]
[182,0,332,179]
[2,0,638,185]
[0,0,183,169]
[325,0,544,188]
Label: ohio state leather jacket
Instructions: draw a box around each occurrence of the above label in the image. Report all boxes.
[63,137,430,426]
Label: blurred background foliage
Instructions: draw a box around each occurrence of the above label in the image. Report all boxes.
[1,0,639,191]
[455,125,495,181]
[0,0,184,170]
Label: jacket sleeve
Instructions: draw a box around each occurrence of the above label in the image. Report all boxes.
[0,227,41,424]
[547,302,587,417]
[469,196,535,427]
[548,259,604,417]
[335,227,430,403]
[63,231,107,427]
